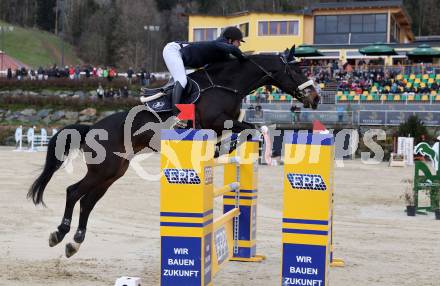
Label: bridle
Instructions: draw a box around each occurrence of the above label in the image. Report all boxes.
[248,56,315,100]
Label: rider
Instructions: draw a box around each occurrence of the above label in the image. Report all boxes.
[162,26,247,118]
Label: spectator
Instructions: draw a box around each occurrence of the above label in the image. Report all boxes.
[85,66,91,78]
[7,68,12,80]
[108,67,116,82]
[139,69,145,85]
[121,86,129,98]
[74,66,81,79]
[127,67,134,84]
[102,67,109,79]
[97,84,104,100]
[105,87,114,98]
[290,105,300,122]
[28,69,35,80]
[15,68,22,80]
[37,67,44,80]
[144,70,151,86]
[69,66,75,80]
[97,67,103,77]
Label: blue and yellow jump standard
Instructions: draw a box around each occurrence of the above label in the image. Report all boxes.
[160,129,216,286]
[282,132,335,286]
[160,129,263,286]
[223,139,265,262]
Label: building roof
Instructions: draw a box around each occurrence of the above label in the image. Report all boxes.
[310,0,404,11]
[0,51,28,71]
[189,1,407,17]
[187,10,309,18]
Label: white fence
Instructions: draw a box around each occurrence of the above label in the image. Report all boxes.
[14,127,56,152]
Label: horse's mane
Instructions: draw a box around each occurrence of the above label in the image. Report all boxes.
[189,54,280,79]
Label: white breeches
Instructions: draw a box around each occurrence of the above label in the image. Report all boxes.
[163,42,187,88]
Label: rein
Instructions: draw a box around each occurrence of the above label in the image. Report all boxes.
[200,69,239,94]
[198,56,313,100]
[199,58,280,96]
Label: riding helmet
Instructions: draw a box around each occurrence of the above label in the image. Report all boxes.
[222,26,245,42]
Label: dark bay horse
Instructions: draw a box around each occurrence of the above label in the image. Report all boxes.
[28,47,320,258]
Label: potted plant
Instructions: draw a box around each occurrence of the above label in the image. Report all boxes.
[393,154,404,161]
[401,179,416,216]
[434,190,440,220]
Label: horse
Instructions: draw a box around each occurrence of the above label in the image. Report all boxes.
[27,46,320,258]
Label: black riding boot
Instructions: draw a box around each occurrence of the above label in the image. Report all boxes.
[172,82,184,117]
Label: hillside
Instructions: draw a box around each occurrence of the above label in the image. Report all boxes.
[0,21,82,68]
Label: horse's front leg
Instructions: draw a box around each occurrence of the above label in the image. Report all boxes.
[211,114,259,157]
[212,113,256,134]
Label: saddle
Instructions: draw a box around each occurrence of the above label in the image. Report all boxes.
[140,78,200,112]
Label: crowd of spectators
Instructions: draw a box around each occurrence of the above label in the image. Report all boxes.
[95,84,130,99]
[336,62,440,97]
[4,59,440,103]
[4,65,155,86]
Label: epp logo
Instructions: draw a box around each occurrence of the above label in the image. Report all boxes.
[164,169,201,184]
[287,173,327,191]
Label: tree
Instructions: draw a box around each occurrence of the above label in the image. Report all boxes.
[36,0,56,31]
[398,115,429,144]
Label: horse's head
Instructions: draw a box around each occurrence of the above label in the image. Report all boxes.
[273,45,320,109]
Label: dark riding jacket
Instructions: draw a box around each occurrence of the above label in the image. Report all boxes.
[179,36,246,69]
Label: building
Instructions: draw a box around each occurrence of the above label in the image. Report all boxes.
[188,11,308,54]
[187,1,433,64]
[310,0,413,45]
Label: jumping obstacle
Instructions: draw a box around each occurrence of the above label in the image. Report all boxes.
[282,131,343,286]
[160,129,263,286]
[412,140,440,214]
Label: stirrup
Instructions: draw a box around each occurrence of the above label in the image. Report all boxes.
[140,92,164,103]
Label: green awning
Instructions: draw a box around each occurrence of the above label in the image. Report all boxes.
[407,44,440,58]
[294,45,324,57]
[359,43,397,56]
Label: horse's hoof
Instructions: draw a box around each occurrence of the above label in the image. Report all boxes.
[49,232,60,247]
[65,242,81,258]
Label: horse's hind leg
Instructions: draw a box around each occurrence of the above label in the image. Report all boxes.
[65,184,110,258]
[65,162,129,258]
[49,180,85,247]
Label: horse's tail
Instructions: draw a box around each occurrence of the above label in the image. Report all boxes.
[27,124,90,206]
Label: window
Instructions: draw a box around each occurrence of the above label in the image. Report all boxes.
[193,28,218,41]
[239,23,249,37]
[315,14,388,44]
[326,16,337,33]
[337,16,350,33]
[363,15,375,32]
[258,21,299,36]
[269,22,278,34]
[280,21,287,35]
[259,22,269,36]
[350,15,363,32]
[288,21,299,35]
[315,16,326,33]
[375,14,387,33]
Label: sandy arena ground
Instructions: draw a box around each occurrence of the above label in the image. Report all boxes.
[0,146,439,286]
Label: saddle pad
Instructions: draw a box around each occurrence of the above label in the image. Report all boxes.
[142,78,200,113]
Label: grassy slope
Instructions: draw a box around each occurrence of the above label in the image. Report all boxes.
[0,21,81,68]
